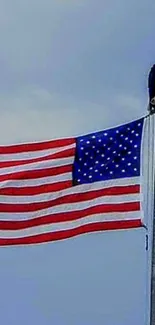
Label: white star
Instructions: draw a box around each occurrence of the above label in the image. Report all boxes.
[122,157,125,161]
[98,139,102,142]
[116,130,119,133]
[84,173,87,176]
[134,156,137,160]
[92,146,95,149]
[130,140,133,143]
[119,144,122,147]
[134,145,138,148]
[134,168,137,171]
[128,163,131,166]
[101,163,105,167]
[78,169,81,172]
[101,154,104,157]
[110,137,113,140]
[92,135,96,138]
[80,139,83,142]
[107,157,110,160]
[131,130,135,133]
[85,152,88,155]
[97,150,100,153]
[95,169,98,172]
[128,151,131,155]
[125,137,128,140]
[79,158,82,161]
[95,161,99,164]
[77,179,80,182]
[81,147,84,150]
[135,133,139,137]
[89,175,92,179]
[104,132,108,136]
[89,167,93,170]
[110,171,113,174]
[86,141,90,144]
[122,169,125,173]
[116,164,119,168]
[84,162,87,166]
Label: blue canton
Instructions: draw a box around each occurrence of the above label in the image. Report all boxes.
[73,118,144,185]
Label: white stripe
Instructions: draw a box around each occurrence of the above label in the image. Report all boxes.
[0,157,74,176]
[0,143,75,162]
[0,177,140,204]
[0,193,140,206]
[0,174,140,190]
[0,172,72,189]
[0,193,140,220]
[0,211,141,239]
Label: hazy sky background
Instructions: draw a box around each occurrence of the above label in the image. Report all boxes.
[0,0,154,324]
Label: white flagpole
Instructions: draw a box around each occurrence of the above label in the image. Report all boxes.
[146,103,155,325]
[150,111,155,325]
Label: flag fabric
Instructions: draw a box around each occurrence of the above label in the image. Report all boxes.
[0,118,144,246]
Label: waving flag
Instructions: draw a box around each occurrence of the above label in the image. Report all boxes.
[0,118,144,246]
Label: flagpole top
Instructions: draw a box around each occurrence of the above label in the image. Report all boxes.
[148,65,155,115]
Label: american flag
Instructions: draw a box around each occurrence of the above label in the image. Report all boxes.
[0,118,144,246]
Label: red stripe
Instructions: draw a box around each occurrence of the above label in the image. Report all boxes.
[0,184,140,197]
[0,186,139,212]
[0,220,143,246]
[0,138,75,154]
[0,164,72,182]
[0,180,72,196]
[0,147,75,169]
[0,202,140,229]
[0,185,140,213]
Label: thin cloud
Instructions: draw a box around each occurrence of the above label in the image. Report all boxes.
[0,87,145,144]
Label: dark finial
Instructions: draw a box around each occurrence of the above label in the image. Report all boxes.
[148,65,155,114]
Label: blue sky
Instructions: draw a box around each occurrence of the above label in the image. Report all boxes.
[0,0,154,324]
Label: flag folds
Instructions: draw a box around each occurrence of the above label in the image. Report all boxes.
[0,118,144,245]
